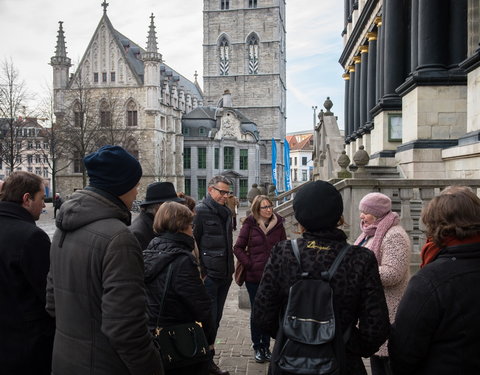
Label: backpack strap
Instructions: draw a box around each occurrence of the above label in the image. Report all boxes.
[291,239,309,278]
[322,243,351,282]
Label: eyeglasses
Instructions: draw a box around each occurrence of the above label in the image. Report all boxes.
[212,186,231,196]
[260,205,274,210]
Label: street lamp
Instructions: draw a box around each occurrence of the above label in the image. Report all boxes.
[312,106,317,127]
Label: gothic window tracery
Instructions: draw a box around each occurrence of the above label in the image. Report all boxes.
[219,36,230,76]
[126,100,138,127]
[247,33,259,74]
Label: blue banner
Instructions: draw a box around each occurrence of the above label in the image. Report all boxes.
[271,138,277,195]
[284,138,291,191]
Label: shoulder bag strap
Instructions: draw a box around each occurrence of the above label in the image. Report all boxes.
[323,243,351,281]
[155,261,175,330]
[291,239,309,277]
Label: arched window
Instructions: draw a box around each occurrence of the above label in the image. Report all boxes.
[219,36,230,76]
[126,100,138,127]
[247,33,259,74]
[99,100,111,127]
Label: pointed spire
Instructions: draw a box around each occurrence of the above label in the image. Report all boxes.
[54,21,67,58]
[141,13,162,62]
[194,70,198,83]
[146,13,158,53]
[51,21,71,67]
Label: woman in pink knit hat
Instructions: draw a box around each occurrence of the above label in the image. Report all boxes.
[354,192,411,375]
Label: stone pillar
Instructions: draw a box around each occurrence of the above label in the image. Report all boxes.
[417,0,448,71]
[448,0,468,68]
[359,46,369,129]
[348,65,356,138]
[366,32,377,122]
[383,0,406,100]
[343,72,350,136]
[410,0,419,72]
[345,0,351,26]
[375,16,384,102]
[353,55,361,132]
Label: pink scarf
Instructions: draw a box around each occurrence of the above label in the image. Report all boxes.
[354,211,400,262]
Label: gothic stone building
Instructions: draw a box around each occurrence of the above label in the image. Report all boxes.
[202,0,287,190]
[341,0,480,179]
[51,6,203,195]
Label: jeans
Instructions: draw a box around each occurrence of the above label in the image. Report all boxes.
[204,276,232,340]
[245,281,270,350]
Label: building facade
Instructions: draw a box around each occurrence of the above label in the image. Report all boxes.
[203,0,287,189]
[286,131,314,187]
[341,0,480,179]
[0,118,52,195]
[51,5,203,195]
[182,90,260,201]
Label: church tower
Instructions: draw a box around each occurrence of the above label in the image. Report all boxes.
[203,0,287,187]
[50,21,71,115]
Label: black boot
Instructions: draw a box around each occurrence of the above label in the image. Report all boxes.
[254,348,265,363]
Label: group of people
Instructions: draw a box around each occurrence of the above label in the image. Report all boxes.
[1,143,480,375]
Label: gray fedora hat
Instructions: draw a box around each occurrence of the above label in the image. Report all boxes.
[140,182,184,206]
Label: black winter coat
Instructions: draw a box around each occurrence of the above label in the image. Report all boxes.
[254,230,390,375]
[0,202,55,375]
[46,189,162,375]
[389,241,480,375]
[130,210,155,250]
[144,232,215,344]
[193,195,234,279]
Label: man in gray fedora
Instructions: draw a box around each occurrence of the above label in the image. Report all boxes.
[130,182,184,249]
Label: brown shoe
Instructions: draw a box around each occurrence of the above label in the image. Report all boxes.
[209,361,230,375]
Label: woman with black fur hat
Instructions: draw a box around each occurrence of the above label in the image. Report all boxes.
[253,180,390,375]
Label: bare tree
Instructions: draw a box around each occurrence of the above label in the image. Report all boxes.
[56,70,131,187]
[0,59,31,173]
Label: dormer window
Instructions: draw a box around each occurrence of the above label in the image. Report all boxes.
[199,127,206,136]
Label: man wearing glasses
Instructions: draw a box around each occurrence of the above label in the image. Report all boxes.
[193,175,234,375]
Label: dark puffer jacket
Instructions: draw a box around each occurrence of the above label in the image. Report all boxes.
[144,232,214,344]
[193,194,233,279]
[233,213,287,283]
[46,188,162,375]
[254,230,390,375]
[389,241,480,375]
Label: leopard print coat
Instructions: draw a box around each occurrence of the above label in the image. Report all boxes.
[253,229,390,375]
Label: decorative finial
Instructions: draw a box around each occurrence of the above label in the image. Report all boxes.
[194,70,198,83]
[101,0,109,14]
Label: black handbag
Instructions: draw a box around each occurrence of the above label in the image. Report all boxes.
[153,261,210,370]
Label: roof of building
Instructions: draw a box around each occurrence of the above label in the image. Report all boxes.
[287,133,314,151]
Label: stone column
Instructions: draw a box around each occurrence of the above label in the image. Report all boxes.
[417,0,448,71]
[343,72,350,136]
[383,0,406,100]
[410,0,419,72]
[375,16,383,102]
[353,56,361,132]
[366,32,377,122]
[359,46,369,129]
[348,65,356,138]
[448,0,468,68]
[345,0,351,26]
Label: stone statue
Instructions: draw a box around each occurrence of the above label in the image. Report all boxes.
[247,183,261,204]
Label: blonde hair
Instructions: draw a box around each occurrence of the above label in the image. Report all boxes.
[153,201,194,234]
[251,195,273,220]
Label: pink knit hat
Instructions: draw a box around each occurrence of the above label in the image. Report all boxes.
[359,192,392,218]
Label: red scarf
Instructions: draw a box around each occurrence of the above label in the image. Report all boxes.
[420,234,480,268]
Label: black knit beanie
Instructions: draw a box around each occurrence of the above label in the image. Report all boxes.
[84,145,142,196]
[293,181,343,231]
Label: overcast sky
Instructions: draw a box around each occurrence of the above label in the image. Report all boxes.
[0,0,345,134]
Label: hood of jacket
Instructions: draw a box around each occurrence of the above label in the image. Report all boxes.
[55,188,131,232]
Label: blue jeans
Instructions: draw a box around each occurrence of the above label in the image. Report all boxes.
[245,281,270,350]
[204,276,232,340]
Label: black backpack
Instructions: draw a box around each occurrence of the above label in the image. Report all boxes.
[276,239,350,375]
